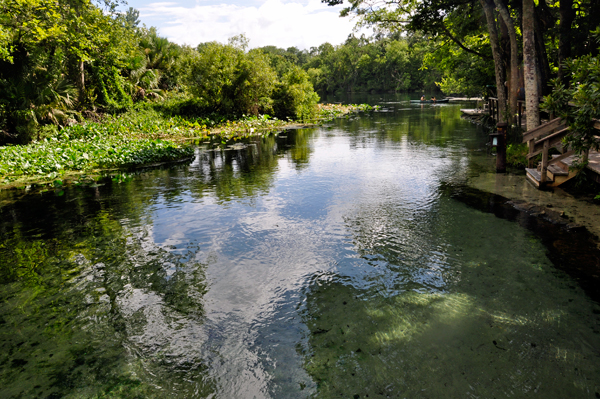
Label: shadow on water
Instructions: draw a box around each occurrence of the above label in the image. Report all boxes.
[1,101,600,398]
[300,182,600,398]
[444,183,600,303]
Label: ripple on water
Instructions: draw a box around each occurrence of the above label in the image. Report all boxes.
[1,102,599,398]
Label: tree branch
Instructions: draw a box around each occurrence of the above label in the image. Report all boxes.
[441,26,492,60]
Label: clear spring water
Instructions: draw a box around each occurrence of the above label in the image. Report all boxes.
[1,95,599,398]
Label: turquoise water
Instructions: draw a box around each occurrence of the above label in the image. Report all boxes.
[1,96,599,398]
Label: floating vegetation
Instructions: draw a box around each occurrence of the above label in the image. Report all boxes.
[0,104,368,188]
[0,135,193,187]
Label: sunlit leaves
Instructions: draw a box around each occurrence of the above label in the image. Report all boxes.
[187,41,277,116]
[0,133,193,178]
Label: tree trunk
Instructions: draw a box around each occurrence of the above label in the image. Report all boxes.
[523,0,540,130]
[558,0,574,83]
[494,0,519,125]
[77,59,85,105]
[534,9,551,95]
[480,0,507,123]
[588,0,600,56]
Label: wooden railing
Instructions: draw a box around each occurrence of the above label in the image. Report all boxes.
[488,97,499,122]
[522,118,570,184]
[488,98,526,126]
[522,117,600,187]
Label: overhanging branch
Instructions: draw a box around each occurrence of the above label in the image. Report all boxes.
[441,26,492,60]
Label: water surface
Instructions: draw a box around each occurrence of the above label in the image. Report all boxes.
[1,95,599,398]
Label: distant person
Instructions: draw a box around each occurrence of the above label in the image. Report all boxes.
[431,96,436,103]
[421,95,425,101]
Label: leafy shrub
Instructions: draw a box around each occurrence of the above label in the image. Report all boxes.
[272,66,320,121]
[187,42,276,116]
[506,143,528,168]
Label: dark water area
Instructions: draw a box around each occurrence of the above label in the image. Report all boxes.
[1,94,600,398]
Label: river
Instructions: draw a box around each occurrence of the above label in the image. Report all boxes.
[1,94,599,398]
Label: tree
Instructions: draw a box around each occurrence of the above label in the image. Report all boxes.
[523,0,539,130]
[493,0,520,123]
[272,66,320,121]
[480,0,507,122]
[543,28,600,159]
[187,41,277,115]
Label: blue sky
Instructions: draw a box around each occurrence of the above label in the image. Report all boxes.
[121,0,361,50]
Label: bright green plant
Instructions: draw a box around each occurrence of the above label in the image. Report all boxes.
[273,66,320,121]
[187,39,277,116]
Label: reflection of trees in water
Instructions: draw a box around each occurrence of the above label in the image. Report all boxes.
[0,127,320,397]
[337,106,487,150]
[0,194,214,398]
[281,128,317,170]
[155,129,318,202]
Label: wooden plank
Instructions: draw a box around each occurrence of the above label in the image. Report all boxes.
[528,148,543,159]
[548,150,575,166]
[529,127,570,154]
[526,168,541,187]
[594,119,600,130]
[528,134,570,158]
[534,127,569,145]
[522,118,564,143]
[528,138,535,167]
[540,140,549,184]
[548,164,569,176]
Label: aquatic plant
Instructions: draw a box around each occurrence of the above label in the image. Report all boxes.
[0,135,193,183]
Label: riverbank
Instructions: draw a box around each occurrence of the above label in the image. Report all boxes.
[467,170,600,243]
[0,103,371,190]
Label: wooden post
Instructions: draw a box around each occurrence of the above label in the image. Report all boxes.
[528,139,535,168]
[540,139,549,184]
[496,122,507,172]
[495,99,500,122]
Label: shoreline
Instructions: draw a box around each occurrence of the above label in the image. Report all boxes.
[451,183,600,303]
[467,171,600,244]
[0,104,370,190]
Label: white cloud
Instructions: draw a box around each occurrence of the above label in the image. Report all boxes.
[139,0,361,50]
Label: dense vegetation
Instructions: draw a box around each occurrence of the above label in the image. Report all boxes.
[2,0,600,184]
[0,2,324,146]
[323,0,600,139]
[260,34,447,94]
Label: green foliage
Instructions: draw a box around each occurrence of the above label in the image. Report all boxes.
[92,64,133,112]
[0,71,78,142]
[301,35,438,94]
[0,0,141,140]
[273,66,320,121]
[187,40,277,116]
[542,28,600,155]
[506,143,529,168]
[0,134,193,180]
